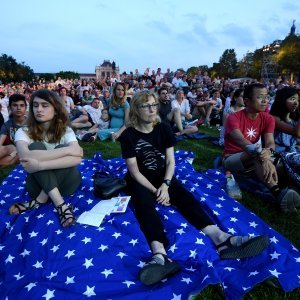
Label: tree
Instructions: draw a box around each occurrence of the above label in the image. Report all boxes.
[56,71,80,80]
[0,54,34,83]
[38,73,56,82]
[277,34,300,82]
[186,66,199,78]
[198,65,209,73]
[251,48,264,80]
[235,52,254,78]
[215,49,238,78]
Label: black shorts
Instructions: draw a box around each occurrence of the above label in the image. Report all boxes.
[87,113,95,126]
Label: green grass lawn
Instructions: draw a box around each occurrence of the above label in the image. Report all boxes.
[1,127,299,299]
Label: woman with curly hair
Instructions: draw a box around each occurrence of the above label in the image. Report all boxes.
[98,82,130,141]
[270,87,300,153]
[9,89,83,228]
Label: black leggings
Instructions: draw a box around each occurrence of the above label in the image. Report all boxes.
[125,174,214,247]
[26,142,82,198]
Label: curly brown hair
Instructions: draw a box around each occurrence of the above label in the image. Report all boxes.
[27,89,69,143]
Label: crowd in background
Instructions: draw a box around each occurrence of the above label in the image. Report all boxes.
[0,66,299,152]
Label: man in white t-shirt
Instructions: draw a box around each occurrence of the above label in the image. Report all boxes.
[71,98,103,129]
[171,72,182,88]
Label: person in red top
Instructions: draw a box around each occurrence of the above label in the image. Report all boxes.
[223,83,300,213]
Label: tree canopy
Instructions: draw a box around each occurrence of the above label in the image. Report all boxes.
[0,54,34,83]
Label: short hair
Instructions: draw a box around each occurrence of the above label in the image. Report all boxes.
[59,86,68,94]
[24,88,32,94]
[9,94,26,107]
[158,87,168,95]
[128,91,160,128]
[270,87,300,121]
[175,89,185,99]
[243,83,266,100]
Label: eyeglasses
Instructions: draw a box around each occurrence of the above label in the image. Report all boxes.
[138,103,159,110]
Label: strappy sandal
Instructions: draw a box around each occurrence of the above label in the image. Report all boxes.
[56,202,75,228]
[9,199,46,215]
[217,235,269,260]
[139,253,180,285]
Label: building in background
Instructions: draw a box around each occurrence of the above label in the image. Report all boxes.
[95,60,119,81]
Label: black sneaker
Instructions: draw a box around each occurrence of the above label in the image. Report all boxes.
[277,188,300,213]
[81,133,94,142]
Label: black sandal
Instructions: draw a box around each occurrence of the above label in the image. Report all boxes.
[9,199,46,215]
[139,253,180,286]
[217,235,269,260]
[56,202,75,228]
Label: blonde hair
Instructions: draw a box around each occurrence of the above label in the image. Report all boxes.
[128,91,161,128]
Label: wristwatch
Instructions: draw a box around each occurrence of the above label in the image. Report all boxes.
[163,179,171,187]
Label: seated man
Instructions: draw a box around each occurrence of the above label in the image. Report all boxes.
[193,87,216,125]
[71,98,103,129]
[223,83,300,212]
[158,87,197,136]
[0,94,27,166]
[209,89,223,125]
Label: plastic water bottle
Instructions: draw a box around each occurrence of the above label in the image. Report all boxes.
[225,171,242,200]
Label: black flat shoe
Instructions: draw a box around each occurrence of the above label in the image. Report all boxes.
[217,235,270,260]
[139,253,180,286]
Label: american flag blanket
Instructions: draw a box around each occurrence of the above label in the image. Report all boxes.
[0,150,299,300]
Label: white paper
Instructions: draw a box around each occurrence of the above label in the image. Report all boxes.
[90,198,118,214]
[77,211,106,227]
[77,196,131,227]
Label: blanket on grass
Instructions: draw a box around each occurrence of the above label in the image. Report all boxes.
[0,150,299,300]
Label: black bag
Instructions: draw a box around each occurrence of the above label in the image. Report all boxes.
[93,173,127,199]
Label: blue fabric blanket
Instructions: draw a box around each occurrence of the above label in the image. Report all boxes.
[0,151,299,300]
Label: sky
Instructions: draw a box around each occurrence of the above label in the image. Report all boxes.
[1,0,299,74]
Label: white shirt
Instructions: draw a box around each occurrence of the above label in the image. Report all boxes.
[171,98,190,121]
[15,126,77,150]
[83,105,102,124]
[0,97,9,122]
[172,77,182,88]
[64,96,74,113]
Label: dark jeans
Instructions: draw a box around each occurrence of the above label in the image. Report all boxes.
[125,173,213,247]
[26,142,82,198]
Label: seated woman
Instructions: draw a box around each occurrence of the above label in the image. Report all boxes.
[98,83,129,141]
[219,88,245,146]
[9,89,83,228]
[119,91,269,286]
[171,89,198,135]
[270,87,300,153]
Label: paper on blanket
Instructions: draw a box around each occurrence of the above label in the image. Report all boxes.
[111,196,131,213]
[77,197,131,226]
[77,211,106,227]
[90,198,119,214]
[77,198,118,226]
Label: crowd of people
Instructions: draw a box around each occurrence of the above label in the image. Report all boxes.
[0,67,300,285]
